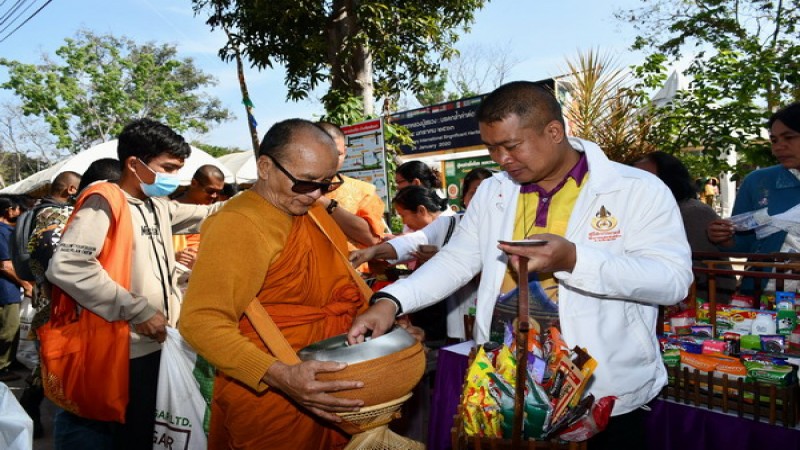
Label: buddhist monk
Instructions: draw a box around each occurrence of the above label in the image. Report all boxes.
[179,118,369,450]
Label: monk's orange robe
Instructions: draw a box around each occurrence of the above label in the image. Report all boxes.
[179,190,368,450]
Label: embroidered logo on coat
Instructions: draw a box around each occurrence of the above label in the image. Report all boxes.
[589,205,621,242]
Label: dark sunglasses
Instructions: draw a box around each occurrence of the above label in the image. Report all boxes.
[265,154,344,194]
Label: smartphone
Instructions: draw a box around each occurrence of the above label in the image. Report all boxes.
[497,239,548,246]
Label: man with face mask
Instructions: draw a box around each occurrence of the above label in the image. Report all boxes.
[46,118,226,450]
[0,196,31,382]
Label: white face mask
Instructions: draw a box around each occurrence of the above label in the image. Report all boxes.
[136,159,180,197]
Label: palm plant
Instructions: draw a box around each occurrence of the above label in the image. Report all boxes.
[559,49,658,163]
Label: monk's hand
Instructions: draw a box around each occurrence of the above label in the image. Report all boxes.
[263,360,364,423]
[133,310,168,343]
[347,299,397,345]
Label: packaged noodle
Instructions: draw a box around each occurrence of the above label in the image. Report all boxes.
[543,327,569,384]
[495,345,517,387]
[462,347,502,437]
[487,372,516,438]
[523,372,552,440]
[557,396,615,442]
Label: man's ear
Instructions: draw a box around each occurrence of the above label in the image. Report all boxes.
[125,156,139,173]
[256,155,271,180]
[546,120,565,144]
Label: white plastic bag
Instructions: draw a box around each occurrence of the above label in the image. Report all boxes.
[0,383,33,450]
[153,327,214,450]
[16,296,38,370]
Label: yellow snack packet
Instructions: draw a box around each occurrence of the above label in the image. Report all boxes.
[495,345,517,387]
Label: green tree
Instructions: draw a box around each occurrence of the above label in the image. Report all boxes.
[618,0,800,177]
[193,0,486,117]
[0,30,232,153]
[191,141,245,158]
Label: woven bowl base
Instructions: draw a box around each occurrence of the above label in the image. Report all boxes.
[336,393,423,449]
[344,425,425,450]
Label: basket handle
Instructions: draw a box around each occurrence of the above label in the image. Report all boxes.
[512,256,530,448]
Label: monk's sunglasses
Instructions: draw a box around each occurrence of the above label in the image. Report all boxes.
[266,154,344,194]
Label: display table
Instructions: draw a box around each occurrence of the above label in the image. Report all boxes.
[428,342,800,450]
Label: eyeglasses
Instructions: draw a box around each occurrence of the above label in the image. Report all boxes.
[265,154,344,194]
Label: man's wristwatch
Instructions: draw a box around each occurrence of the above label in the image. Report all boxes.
[326,199,338,214]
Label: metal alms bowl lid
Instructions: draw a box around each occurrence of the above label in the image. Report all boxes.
[297,327,417,365]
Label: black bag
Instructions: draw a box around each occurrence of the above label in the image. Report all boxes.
[10,203,53,282]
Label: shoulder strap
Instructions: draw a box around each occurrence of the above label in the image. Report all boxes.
[308,208,374,303]
[244,298,301,364]
[442,215,458,246]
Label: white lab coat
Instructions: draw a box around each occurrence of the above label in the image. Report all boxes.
[381,137,692,415]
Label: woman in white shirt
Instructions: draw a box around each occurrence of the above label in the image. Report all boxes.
[350,168,494,339]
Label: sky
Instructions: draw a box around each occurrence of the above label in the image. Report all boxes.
[0,0,649,151]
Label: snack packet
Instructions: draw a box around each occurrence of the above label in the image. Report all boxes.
[556,396,616,442]
[494,345,517,387]
[523,372,552,440]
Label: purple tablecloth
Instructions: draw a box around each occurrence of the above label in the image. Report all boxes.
[427,343,800,450]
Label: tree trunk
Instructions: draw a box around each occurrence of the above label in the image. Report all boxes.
[225,28,261,154]
[326,0,374,116]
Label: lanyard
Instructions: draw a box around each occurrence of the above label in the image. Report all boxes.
[132,199,173,317]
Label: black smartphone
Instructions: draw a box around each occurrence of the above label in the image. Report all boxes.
[497,239,547,246]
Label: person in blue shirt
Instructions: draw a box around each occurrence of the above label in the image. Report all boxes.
[0,196,32,381]
[708,103,800,291]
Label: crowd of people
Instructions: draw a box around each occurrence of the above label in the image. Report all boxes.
[0,82,797,450]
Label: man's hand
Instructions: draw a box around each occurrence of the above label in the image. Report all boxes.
[175,247,197,269]
[707,219,736,247]
[134,310,168,343]
[497,233,577,274]
[349,246,379,268]
[410,245,438,266]
[263,360,364,423]
[21,281,33,298]
[396,315,425,343]
[347,299,397,344]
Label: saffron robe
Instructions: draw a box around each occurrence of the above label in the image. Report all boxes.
[179,190,368,450]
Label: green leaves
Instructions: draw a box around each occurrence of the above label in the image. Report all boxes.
[0,30,231,153]
[194,0,486,116]
[620,0,798,178]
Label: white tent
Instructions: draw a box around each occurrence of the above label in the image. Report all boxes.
[0,140,234,195]
[217,151,257,185]
[651,70,688,108]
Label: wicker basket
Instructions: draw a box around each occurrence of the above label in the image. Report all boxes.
[336,393,425,450]
[450,349,588,450]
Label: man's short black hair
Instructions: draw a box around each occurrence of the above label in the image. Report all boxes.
[0,196,13,215]
[192,164,225,185]
[477,81,564,132]
[79,158,123,192]
[51,171,81,194]
[257,118,335,161]
[316,121,346,142]
[117,118,191,164]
